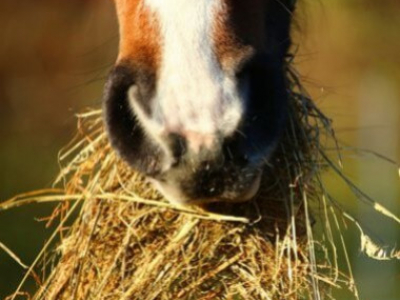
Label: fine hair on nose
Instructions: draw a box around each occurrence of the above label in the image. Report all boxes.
[165,132,225,170]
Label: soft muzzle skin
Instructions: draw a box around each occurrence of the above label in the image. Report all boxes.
[104,0,296,205]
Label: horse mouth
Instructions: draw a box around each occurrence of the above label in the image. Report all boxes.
[151,171,262,206]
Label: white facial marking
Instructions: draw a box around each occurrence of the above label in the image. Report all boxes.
[143,0,244,151]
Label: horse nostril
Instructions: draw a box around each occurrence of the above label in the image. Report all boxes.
[166,133,187,165]
[223,143,250,167]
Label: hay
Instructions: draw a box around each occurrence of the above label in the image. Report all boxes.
[5,66,399,300]
[2,66,354,300]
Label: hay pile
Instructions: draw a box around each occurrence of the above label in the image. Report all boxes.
[3,69,365,300]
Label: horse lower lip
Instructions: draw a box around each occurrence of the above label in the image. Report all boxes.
[150,170,263,205]
[208,172,262,204]
[236,172,262,202]
[182,173,263,205]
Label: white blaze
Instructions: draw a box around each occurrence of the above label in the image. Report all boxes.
[142,0,244,151]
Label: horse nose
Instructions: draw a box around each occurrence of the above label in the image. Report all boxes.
[163,131,223,168]
[154,155,226,204]
[127,83,226,159]
[183,131,217,153]
[181,161,225,199]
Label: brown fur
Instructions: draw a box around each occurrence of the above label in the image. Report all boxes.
[213,0,266,70]
[114,0,161,70]
[114,0,266,73]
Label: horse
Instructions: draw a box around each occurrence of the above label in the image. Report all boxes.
[103,0,297,205]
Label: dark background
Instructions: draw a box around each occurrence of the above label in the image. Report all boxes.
[0,0,399,299]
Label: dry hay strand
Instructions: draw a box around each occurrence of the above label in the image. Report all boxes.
[5,66,399,300]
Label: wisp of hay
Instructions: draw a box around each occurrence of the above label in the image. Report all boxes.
[2,65,400,300]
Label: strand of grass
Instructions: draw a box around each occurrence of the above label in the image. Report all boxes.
[290,84,343,296]
[75,109,102,118]
[324,192,395,251]
[146,263,187,300]
[5,292,32,300]
[272,233,292,297]
[288,189,298,284]
[2,188,64,200]
[341,211,400,260]
[95,193,250,223]
[55,131,89,188]
[1,191,249,224]
[0,242,28,269]
[312,274,341,288]
[58,130,105,163]
[321,194,339,282]
[0,194,83,211]
[177,252,243,298]
[330,206,360,300]
[57,133,89,163]
[34,252,59,300]
[121,219,199,300]
[72,202,105,300]
[38,172,104,299]
[90,213,135,299]
[315,174,344,283]
[233,265,272,300]
[35,167,104,300]
[285,108,309,284]
[114,167,152,199]
[283,164,299,290]
[283,108,312,291]
[10,197,84,300]
[56,117,103,168]
[303,191,321,300]
[319,149,400,225]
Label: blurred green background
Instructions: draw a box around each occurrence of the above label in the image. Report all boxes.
[0,0,399,299]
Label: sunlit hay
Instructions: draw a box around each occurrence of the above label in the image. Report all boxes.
[4,67,365,300]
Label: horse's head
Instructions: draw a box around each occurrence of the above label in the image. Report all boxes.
[104,0,296,204]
